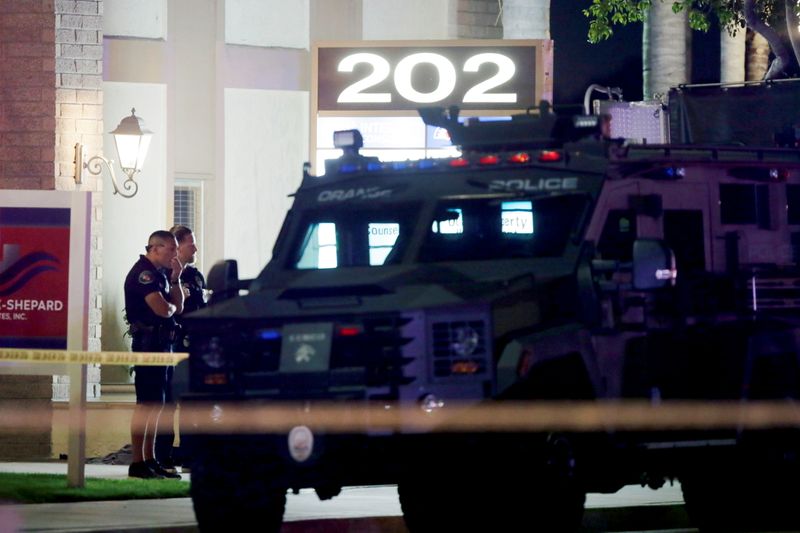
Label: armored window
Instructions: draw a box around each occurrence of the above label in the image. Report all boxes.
[664,210,705,272]
[431,208,463,234]
[291,206,417,269]
[719,184,770,228]
[787,185,800,225]
[419,194,585,262]
[296,222,338,269]
[597,209,636,261]
[792,232,800,263]
[501,201,534,235]
[368,223,400,265]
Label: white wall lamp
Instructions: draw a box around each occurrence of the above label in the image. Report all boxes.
[74,108,153,198]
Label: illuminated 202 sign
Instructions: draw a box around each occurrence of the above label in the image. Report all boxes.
[316,42,550,112]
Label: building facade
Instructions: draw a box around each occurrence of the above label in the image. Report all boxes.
[0,0,506,458]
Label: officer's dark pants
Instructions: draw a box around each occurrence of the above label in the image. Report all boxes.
[132,334,175,464]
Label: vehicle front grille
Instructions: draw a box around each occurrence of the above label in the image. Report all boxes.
[340,315,414,390]
[230,314,415,399]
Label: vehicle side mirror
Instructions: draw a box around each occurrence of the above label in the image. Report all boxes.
[632,239,676,290]
[206,259,240,303]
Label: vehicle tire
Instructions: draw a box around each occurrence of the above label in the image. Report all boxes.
[189,441,286,533]
[397,439,493,532]
[509,434,586,533]
[398,475,449,532]
[518,433,586,532]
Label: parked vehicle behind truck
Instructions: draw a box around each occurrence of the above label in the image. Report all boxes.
[181,86,800,532]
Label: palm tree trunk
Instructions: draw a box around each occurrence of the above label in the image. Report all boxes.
[743,0,794,78]
[643,0,688,100]
[745,29,770,81]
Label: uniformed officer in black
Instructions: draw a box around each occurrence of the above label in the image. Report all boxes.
[124,230,184,479]
[171,225,208,318]
[157,225,208,471]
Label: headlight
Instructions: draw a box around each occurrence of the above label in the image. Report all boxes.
[450,325,479,357]
[430,309,491,379]
[199,336,225,369]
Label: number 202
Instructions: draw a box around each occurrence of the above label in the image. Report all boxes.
[336,52,517,104]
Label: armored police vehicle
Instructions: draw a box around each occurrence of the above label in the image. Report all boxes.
[182,96,800,532]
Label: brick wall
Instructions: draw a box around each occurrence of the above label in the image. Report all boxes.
[0,0,104,459]
[0,0,57,460]
[457,0,502,39]
[52,0,104,400]
[0,0,57,189]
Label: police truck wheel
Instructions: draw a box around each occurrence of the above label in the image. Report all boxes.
[189,442,286,533]
[524,433,586,532]
[398,443,485,531]
[398,477,449,532]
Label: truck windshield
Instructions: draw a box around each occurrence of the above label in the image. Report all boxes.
[418,194,586,262]
[290,195,586,269]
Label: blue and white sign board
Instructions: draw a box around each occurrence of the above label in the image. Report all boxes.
[0,191,91,375]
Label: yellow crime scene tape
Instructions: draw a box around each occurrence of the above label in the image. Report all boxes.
[0,348,187,366]
[2,348,800,434]
[4,400,800,434]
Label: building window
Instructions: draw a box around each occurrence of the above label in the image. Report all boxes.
[174,180,203,268]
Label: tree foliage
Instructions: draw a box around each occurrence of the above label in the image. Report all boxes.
[583,0,782,43]
[583,0,800,79]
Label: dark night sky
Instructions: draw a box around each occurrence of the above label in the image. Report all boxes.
[550,1,721,107]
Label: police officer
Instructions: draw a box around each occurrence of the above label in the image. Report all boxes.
[124,230,184,479]
[157,225,208,471]
[171,225,208,319]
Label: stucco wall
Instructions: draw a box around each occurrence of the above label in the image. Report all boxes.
[223,88,308,279]
[225,0,309,49]
[103,0,166,39]
[101,81,168,353]
[363,0,454,40]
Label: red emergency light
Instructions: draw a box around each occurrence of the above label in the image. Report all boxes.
[338,325,362,336]
[538,150,562,162]
[509,152,531,163]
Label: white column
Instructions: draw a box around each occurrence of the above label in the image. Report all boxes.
[720,30,746,83]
